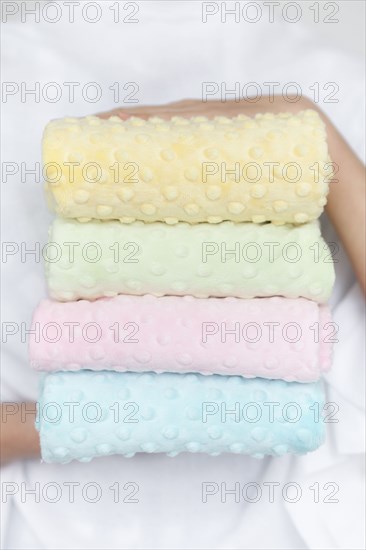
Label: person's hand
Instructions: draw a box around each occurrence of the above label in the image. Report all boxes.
[98,95,318,119]
[99,96,366,294]
[1,403,40,465]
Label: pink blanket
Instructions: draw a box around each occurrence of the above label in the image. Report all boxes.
[29,295,333,382]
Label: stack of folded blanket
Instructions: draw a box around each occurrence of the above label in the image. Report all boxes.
[30,110,335,463]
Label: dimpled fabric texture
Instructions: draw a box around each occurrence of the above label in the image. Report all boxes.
[37,371,326,463]
[43,110,331,224]
[46,218,335,303]
[30,295,333,382]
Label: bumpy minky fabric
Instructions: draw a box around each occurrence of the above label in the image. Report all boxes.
[30,295,332,382]
[37,371,325,463]
[33,110,335,463]
[43,111,331,224]
[46,218,334,302]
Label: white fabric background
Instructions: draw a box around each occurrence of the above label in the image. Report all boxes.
[1,2,365,548]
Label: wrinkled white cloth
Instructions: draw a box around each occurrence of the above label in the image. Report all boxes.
[1,3,365,549]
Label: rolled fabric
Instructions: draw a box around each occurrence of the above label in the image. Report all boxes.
[30,295,333,382]
[46,218,334,303]
[43,110,331,224]
[37,371,326,463]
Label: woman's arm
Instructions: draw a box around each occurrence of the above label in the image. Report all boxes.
[321,117,365,293]
[0,403,40,464]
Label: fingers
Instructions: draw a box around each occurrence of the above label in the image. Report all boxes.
[96,95,316,121]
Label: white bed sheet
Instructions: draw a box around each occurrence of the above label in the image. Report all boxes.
[1,3,365,548]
